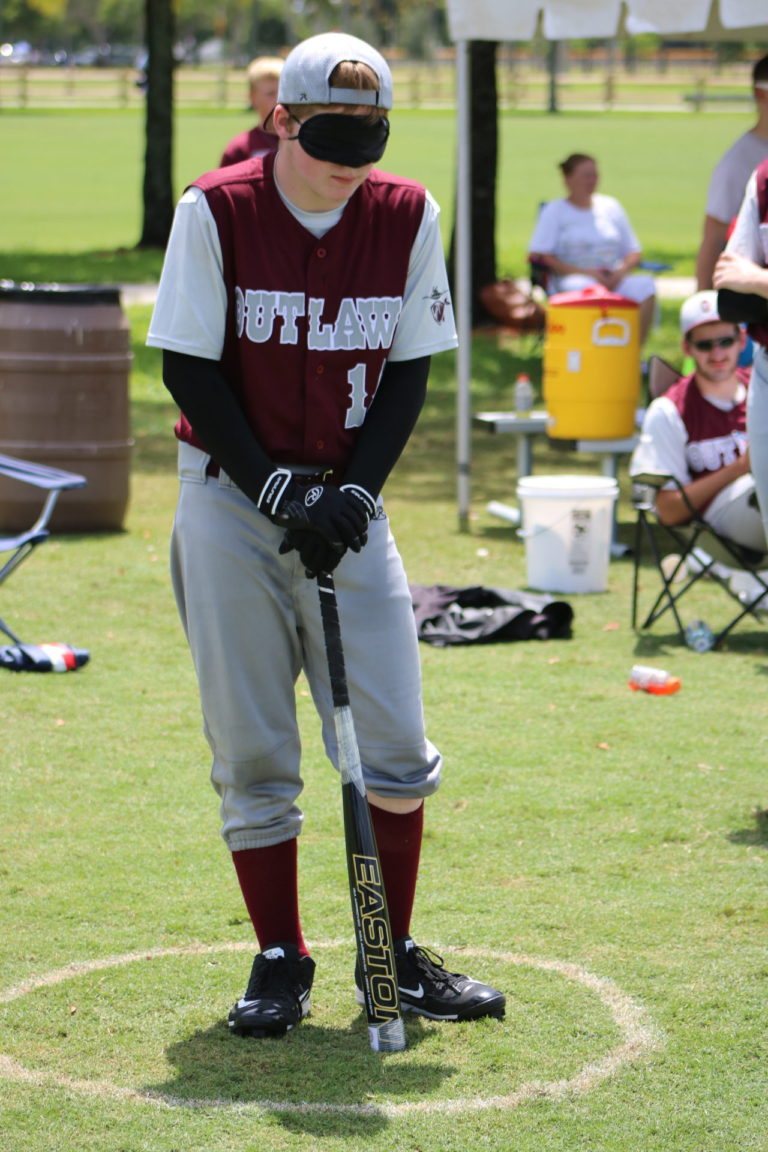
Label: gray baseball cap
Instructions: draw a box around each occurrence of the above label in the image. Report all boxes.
[277,32,393,110]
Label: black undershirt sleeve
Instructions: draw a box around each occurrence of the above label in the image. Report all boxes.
[341,356,430,498]
[162,349,274,507]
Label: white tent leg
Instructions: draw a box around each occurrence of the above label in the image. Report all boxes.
[455,37,472,532]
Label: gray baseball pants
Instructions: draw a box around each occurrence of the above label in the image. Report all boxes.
[748,346,768,541]
[170,443,441,851]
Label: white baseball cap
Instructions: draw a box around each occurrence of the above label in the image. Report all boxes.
[680,290,721,336]
[277,32,393,111]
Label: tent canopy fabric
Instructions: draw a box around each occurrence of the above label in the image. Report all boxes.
[445,0,767,527]
[445,0,768,42]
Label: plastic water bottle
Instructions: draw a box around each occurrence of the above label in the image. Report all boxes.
[514,373,534,417]
[628,665,681,695]
[684,619,715,652]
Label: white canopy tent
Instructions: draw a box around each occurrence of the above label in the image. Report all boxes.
[445,0,768,527]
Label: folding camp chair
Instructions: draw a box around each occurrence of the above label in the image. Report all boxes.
[0,453,88,656]
[630,358,768,647]
[631,471,768,647]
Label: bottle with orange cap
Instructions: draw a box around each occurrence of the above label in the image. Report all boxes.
[514,373,534,417]
[628,665,681,695]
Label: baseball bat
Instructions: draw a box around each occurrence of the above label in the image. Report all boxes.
[317,572,406,1053]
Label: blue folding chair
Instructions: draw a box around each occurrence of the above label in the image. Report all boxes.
[0,454,90,668]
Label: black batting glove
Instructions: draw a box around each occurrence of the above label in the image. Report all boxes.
[257,469,370,551]
[338,483,378,522]
[279,530,346,579]
[277,485,377,579]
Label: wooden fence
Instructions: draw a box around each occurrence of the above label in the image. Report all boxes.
[0,60,757,113]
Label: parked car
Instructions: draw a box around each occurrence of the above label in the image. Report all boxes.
[69,44,111,66]
[69,44,141,68]
[0,41,36,64]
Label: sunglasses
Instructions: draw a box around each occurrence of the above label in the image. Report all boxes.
[687,335,738,352]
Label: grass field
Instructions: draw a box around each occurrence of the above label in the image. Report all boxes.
[0,106,757,279]
[1,111,767,1151]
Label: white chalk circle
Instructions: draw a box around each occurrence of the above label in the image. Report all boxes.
[0,940,662,1116]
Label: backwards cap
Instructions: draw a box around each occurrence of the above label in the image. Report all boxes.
[277,32,393,111]
[680,290,721,336]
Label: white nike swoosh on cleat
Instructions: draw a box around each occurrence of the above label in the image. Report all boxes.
[399,984,425,999]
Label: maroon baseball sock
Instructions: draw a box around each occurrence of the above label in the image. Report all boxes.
[232,839,309,957]
[369,802,424,941]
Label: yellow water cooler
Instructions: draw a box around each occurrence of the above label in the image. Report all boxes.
[543,286,640,439]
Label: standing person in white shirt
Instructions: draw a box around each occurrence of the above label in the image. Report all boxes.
[696,53,768,291]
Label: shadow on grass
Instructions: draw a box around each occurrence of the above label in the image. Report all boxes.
[727,808,768,849]
[630,626,768,658]
[620,516,768,655]
[2,248,164,286]
[150,1014,450,1134]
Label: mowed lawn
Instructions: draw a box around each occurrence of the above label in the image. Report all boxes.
[0,106,755,274]
[0,108,766,1152]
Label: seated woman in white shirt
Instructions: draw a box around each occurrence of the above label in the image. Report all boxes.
[529,152,656,345]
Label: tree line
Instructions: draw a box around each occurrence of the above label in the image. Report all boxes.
[2,0,448,62]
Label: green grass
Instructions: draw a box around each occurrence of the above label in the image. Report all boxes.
[0,289,767,1150]
[1,109,767,1148]
[0,106,756,280]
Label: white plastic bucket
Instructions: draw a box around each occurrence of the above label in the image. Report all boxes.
[516,475,619,593]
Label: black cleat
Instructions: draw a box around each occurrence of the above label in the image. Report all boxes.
[228,943,315,1038]
[356,935,505,1022]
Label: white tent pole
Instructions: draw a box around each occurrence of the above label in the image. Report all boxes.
[455,37,472,532]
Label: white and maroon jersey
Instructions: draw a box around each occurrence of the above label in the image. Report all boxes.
[220,126,278,167]
[725,157,768,348]
[148,151,457,469]
[631,369,749,488]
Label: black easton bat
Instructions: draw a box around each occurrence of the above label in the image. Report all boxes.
[317,572,406,1053]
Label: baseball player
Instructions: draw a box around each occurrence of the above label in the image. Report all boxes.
[219,55,283,167]
[715,159,768,538]
[147,31,505,1038]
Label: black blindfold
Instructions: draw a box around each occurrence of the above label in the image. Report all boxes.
[289,113,390,168]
